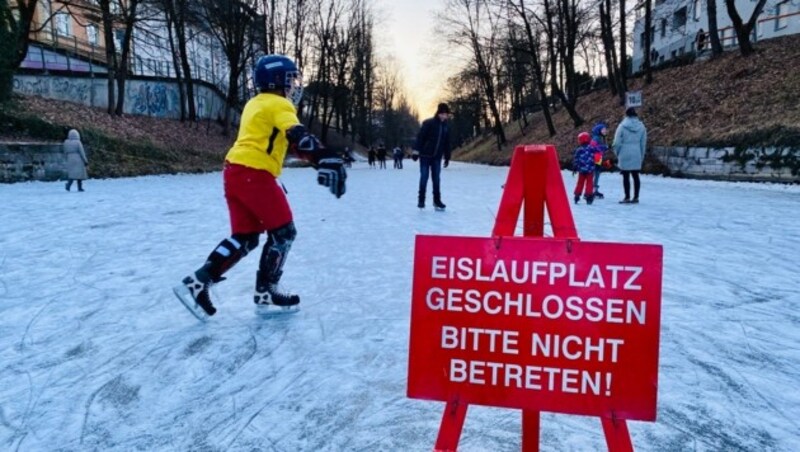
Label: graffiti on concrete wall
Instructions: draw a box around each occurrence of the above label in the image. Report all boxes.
[13,77,50,97]
[13,74,233,121]
[52,78,90,103]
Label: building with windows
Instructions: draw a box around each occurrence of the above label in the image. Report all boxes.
[17,1,231,95]
[632,0,800,72]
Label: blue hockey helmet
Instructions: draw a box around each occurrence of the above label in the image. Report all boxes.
[253,54,303,106]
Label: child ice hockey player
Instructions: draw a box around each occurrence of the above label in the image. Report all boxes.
[173,54,347,320]
[573,132,595,205]
[590,121,610,199]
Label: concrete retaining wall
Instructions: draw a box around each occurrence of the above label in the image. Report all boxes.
[12,73,237,122]
[0,143,68,183]
[650,146,799,183]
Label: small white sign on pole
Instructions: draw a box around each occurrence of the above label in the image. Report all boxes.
[626,91,643,108]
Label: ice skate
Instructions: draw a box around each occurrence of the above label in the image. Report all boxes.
[254,270,300,316]
[585,194,594,205]
[173,273,217,320]
[594,191,604,199]
[433,197,446,211]
[574,194,580,204]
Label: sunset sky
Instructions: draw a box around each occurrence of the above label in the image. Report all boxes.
[373,0,461,118]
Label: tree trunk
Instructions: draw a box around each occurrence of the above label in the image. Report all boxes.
[707,0,723,56]
[619,0,627,80]
[599,2,618,96]
[544,0,583,126]
[114,1,139,116]
[515,0,556,135]
[724,0,768,56]
[165,9,186,121]
[644,0,653,84]
[0,0,38,101]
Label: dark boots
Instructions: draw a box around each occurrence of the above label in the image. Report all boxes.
[255,270,299,307]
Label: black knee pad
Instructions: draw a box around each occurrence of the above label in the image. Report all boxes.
[231,232,260,255]
[268,222,297,246]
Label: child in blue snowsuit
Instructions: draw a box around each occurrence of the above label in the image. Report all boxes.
[573,132,595,204]
[590,121,610,199]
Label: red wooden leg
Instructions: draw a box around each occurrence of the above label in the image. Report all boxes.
[601,417,634,452]
[521,410,541,452]
[434,401,468,452]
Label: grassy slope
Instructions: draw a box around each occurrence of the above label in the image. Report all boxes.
[454,34,800,170]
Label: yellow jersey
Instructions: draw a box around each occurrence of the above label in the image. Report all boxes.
[225,93,300,177]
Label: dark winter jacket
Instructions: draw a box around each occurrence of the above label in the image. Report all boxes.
[591,122,609,167]
[414,116,451,161]
[572,144,595,174]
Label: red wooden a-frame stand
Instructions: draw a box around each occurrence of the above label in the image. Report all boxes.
[433,144,634,452]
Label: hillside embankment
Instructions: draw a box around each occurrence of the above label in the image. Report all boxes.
[454,34,800,172]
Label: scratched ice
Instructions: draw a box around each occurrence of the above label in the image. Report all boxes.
[1,161,798,451]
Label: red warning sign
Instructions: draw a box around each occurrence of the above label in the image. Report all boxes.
[407,235,663,421]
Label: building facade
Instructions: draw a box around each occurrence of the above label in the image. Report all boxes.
[17,1,231,97]
[632,0,800,72]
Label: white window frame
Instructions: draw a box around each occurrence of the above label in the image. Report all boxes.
[55,12,71,37]
[776,1,790,30]
[86,24,98,46]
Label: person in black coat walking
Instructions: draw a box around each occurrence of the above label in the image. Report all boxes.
[412,103,451,210]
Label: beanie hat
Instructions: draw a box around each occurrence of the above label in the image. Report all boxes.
[625,107,637,117]
[436,103,451,115]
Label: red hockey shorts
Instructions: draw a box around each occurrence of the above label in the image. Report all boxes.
[574,172,594,196]
[223,163,293,234]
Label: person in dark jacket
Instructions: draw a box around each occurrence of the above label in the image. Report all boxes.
[590,121,609,199]
[377,143,387,169]
[412,102,451,210]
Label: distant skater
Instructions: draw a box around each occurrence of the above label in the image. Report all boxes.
[63,129,88,192]
[412,103,451,210]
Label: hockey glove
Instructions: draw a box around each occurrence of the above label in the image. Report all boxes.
[317,156,347,198]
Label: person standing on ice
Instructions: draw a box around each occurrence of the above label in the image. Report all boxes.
[613,107,647,204]
[412,102,451,210]
[590,121,610,199]
[572,132,595,205]
[174,54,347,319]
[63,129,88,192]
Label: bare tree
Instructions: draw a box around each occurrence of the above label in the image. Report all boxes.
[113,0,141,115]
[507,0,556,135]
[0,0,39,101]
[618,0,627,82]
[541,0,585,126]
[200,0,261,135]
[643,0,653,83]
[723,0,769,56]
[706,0,723,56]
[156,0,197,120]
[440,0,506,149]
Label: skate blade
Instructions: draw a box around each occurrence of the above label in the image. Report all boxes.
[172,285,210,322]
[255,304,300,317]
[434,207,446,212]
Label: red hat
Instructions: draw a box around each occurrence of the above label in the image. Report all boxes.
[577,132,591,145]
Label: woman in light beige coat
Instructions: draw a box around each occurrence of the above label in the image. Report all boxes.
[63,129,88,191]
